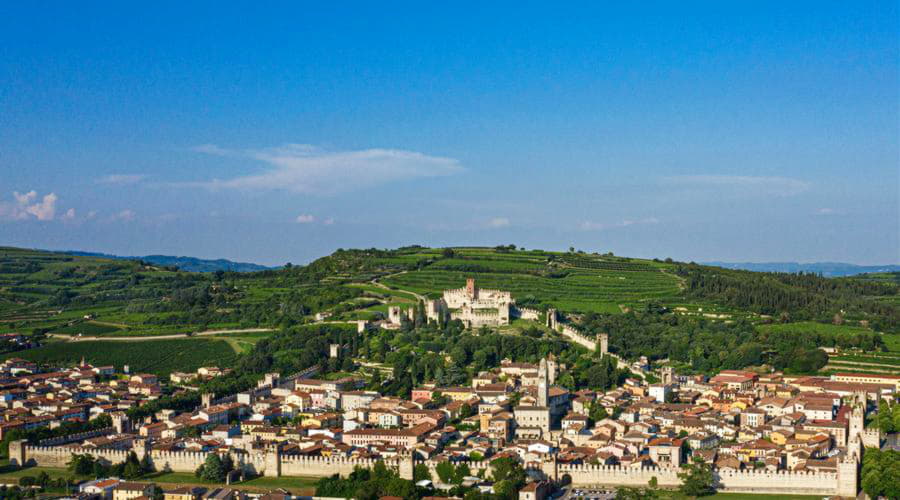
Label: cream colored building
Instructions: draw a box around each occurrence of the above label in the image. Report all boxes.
[427,278,514,327]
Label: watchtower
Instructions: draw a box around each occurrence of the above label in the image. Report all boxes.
[598,333,609,356]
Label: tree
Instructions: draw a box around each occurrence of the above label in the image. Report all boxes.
[678,457,715,497]
[413,463,431,483]
[452,463,470,485]
[490,457,526,491]
[876,399,896,433]
[435,461,455,483]
[589,402,609,423]
[861,448,900,499]
[67,454,94,476]
[122,451,143,480]
[140,453,155,475]
[200,453,226,482]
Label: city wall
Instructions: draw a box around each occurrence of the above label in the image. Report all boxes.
[10,441,858,497]
[38,427,113,446]
[555,463,846,496]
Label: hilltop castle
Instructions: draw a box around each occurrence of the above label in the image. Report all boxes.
[393,278,517,328]
[432,278,514,327]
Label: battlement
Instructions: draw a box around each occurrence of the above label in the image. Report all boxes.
[11,443,859,496]
[38,427,114,446]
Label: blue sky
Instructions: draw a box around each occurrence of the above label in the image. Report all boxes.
[1,2,897,265]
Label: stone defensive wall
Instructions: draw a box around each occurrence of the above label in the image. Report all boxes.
[38,427,114,446]
[556,463,848,496]
[861,428,881,448]
[513,307,542,321]
[9,441,858,496]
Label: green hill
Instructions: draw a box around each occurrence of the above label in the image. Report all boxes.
[1,244,899,382]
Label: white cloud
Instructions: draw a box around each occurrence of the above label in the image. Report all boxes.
[0,191,58,221]
[112,209,136,222]
[663,175,810,196]
[487,217,510,228]
[581,217,659,231]
[323,217,335,225]
[191,143,464,195]
[96,174,147,185]
[62,208,76,220]
[295,214,316,224]
[814,207,845,216]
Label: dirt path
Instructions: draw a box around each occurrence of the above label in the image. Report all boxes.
[48,327,275,342]
[371,272,427,302]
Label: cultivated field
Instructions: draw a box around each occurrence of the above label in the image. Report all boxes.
[0,338,238,376]
[377,248,684,313]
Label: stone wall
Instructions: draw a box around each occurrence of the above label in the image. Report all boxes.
[557,324,596,352]
[38,427,114,446]
[555,463,847,496]
[514,308,542,321]
[10,442,858,497]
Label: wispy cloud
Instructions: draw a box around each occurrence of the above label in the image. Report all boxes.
[0,191,59,221]
[295,214,316,224]
[190,144,464,195]
[663,175,810,196]
[487,217,510,228]
[814,207,845,216]
[111,209,136,222]
[581,217,659,231]
[96,174,147,185]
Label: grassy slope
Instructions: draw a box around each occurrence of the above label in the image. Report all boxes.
[0,247,300,336]
[377,248,685,314]
[3,245,898,378]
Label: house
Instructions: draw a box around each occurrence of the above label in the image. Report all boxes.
[164,487,205,500]
[519,481,551,500]
[113,482,153,500]
[80,478,121,499]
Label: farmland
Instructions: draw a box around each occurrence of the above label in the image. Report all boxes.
[2,244,899,379]
[0,338,238,376]
[378,248,684,314]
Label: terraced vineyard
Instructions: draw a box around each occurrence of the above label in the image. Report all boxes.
[379,248,683,313]
[825,348,900,375]
[0,338,238,376]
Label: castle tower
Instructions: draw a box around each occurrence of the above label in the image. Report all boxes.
[546,355,557,385]
[598,333,609,355]
[111,411,131,433]
[388,306,402,325]
[466,278,477,298]
[837,451,859,497]
[660,366,675,385]
[202,393,214,408]
[538,358,549,407]
[329,344,340,358]
[546,308,558,330]
[357,320,368,333]
[849,403,864,444]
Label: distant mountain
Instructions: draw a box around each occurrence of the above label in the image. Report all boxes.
[704,261,900,277]
[62,251,275,273]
